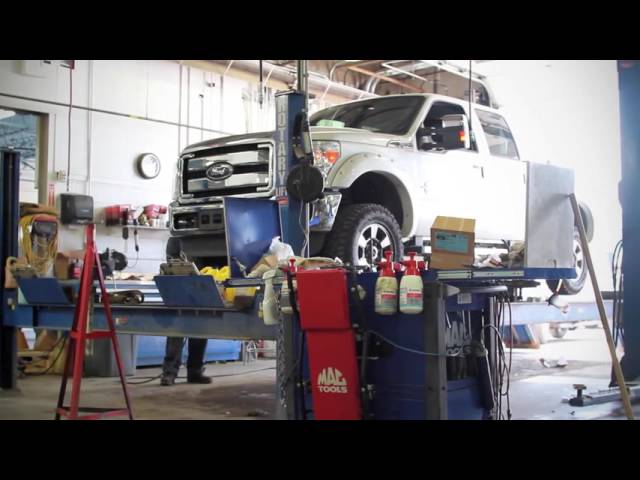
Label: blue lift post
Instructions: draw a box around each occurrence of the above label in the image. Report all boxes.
[272,89,310,419]
[274,90,307,256]
[0,150,19,389]
[618,60,640,381]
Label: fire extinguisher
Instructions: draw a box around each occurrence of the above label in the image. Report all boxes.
[375,250,399,315]
[399,252,425,315]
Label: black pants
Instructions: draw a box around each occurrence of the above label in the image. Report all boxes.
[162,337,208,377]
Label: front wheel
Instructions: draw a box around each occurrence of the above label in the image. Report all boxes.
[323,203,404,267]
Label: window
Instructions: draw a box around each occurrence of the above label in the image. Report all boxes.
[419,101,475,152]
[310,96,425,135]
[0,108,39,180]
[0,108,41,203]
[475,109,519,159]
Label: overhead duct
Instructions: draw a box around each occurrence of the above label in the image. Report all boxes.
[202,60,378,102]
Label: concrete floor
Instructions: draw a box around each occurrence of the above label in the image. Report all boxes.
[508,323,639,420]
[0,360,278,420]
[1,324,637,420]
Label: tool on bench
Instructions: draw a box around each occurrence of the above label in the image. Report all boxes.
[98,248,127,277]
[105,290,144,305]
[160,256,199,276]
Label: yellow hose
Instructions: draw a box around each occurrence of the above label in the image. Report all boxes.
[19,215,58,276]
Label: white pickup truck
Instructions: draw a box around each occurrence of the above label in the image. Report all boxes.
[168,92,593,294]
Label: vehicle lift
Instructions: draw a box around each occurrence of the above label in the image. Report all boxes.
[1,60,634,420]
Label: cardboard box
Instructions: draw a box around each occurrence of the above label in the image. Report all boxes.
[54,250,85,280]
[430,216,476,270]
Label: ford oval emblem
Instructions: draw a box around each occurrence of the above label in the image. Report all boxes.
[206,162,234,181]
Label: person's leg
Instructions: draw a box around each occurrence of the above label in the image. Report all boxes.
[161,337,185,385]
[186,338,211,383]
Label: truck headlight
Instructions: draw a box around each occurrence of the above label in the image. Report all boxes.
[312,141,341,170]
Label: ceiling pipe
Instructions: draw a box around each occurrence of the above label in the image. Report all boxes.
[328,60,382,81]
[207,60,378,101]
[369,78,381,93]
[346,65,423,93]
[419,60,487,81]
[381,62,431,86]
[329,60,360,82]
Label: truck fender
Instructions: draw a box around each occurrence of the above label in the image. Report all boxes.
[328,152,418,238]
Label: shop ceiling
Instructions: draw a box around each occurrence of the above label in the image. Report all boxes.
[180,60,491,103]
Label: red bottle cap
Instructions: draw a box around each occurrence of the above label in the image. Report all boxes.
[402,252,420,276]
[378,250,397,277]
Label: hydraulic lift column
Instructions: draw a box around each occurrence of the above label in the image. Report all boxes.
[618,60,640,381]
[274,90,307,256]
[273,61,311,419]
[0,150,20,390]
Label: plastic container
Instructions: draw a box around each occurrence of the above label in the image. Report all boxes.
[262,269,281,325]
[375,250,398,315]
[135,337,241,366]
[399,252,424,314]
[84,334,138,377]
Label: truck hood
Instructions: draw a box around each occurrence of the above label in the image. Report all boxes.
[181,127,401,155]
[181,131,274,155]
[309,126,400,147]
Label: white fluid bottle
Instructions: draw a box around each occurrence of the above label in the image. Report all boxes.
[375,250,398,315]
[399,252,424,314]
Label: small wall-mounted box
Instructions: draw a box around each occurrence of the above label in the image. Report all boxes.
[60,193,94,225]
[18,60,57,79]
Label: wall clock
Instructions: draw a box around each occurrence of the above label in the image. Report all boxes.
[136,153,161,179]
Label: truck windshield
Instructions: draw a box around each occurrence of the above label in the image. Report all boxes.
[310,96,425,135]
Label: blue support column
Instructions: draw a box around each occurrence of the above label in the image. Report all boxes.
[0,150,20,389]
[274,91,307,256]
[618,61,640,380]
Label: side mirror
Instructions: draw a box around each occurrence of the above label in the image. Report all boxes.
[419,114,471,151]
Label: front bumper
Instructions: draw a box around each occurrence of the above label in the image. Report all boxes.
[169,191,342,236]
[169,202,225,235]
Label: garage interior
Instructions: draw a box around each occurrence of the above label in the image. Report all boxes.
[0,59,637,420]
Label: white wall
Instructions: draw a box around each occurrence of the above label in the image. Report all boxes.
[473,60,622,299]
[0,60,277,273]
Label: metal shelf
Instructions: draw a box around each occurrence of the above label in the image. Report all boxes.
[98,223,168,231]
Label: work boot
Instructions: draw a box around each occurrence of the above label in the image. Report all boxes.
[160,372,176,386]
[187,370,212,384]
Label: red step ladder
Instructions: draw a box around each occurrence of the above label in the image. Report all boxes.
[55,224,134,420]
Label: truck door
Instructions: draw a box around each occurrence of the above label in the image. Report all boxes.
[413,100,488,235]
[472,108,526,241]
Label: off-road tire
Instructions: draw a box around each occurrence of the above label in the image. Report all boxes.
[323,203,404,266]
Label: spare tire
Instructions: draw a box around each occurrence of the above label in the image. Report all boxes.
[578,201,595,243]
[546,227,587,295]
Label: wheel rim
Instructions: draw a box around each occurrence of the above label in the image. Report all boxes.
[356,222,393,267]
[573,237,585,279]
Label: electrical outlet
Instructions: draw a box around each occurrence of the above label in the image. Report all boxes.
[55,170,67,182]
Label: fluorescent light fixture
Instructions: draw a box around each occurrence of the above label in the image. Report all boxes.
[0,109,16,120]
